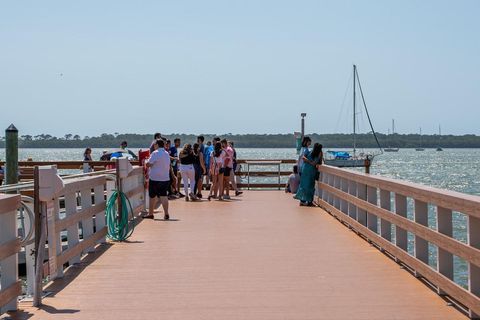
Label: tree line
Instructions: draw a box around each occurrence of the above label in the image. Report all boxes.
[0,132,480,148]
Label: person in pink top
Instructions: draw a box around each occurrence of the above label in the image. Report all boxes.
[221,138,238,199]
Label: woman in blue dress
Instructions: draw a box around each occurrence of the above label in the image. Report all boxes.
[295,143,323,206]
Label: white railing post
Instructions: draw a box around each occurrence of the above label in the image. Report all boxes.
[321,171,329,203]
[437,206,453,295]
[379,189,392,242]
[327,173,335,206]
[80,187,95,253]
[94,184,106,244]
[64,192,81,264]
[414,200,429,276]
[357,182,367,226]
[0,195,20,313]
[367,186,378,233]
[395,194,408,252]
[468,215,480,318]
[24,201,36,297]
[348,180,357,220]
[340,178,348,215]
[333,175,341,210]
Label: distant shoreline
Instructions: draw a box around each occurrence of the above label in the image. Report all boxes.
[1,133,480,149]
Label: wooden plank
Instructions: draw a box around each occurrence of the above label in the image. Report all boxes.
[319,183,480,267]
[63,192,81,265]
[0,238,21,262]
[319,199,480,316]
[63,176,106,195]
[320,165,480,218]
[57,227,107,267]
[0,281,21,310]
[0,194,20,215]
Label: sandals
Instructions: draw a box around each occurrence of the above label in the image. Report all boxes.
[143,214,154,219]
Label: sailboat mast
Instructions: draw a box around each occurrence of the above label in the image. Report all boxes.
[353,65,356,157]
[392,119,395,134]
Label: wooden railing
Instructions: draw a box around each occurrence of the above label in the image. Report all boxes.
[1,159,298,189]
[315,165,480,318]
[0,194,22,314]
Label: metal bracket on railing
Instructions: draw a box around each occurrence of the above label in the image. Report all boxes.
[19,195,35,246]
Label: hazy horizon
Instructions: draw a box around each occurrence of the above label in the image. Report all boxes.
[1,1,479,136]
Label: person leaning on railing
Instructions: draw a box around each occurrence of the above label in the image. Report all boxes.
[294,143,323,207]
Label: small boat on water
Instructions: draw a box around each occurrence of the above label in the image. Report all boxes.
[325,65,382,168]
[384,119,399,152]
[436,125,443,151]
[416,127,425,151]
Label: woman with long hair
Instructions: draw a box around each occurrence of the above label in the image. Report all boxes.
[297,136,312,175]
[295,143,323,206]
[207,141,225,201]
[179,143,197,201]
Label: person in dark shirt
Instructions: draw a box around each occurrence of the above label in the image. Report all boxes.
[179,144,197,201]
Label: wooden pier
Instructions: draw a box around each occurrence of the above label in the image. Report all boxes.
[1,161,480,319]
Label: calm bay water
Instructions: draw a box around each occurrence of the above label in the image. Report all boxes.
[1,147,479,287]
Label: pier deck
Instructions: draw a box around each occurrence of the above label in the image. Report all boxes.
[14,191,464,319]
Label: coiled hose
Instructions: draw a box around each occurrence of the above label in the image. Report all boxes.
[105,190,135,241]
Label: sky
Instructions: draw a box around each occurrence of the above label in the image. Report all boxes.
[0,0,479,137]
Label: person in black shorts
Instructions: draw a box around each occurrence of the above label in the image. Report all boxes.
[145,139,173,220]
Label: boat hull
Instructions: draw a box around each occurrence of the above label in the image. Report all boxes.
[324,159,369,168]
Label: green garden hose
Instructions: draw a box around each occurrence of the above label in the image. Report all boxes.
[106,190,135,241]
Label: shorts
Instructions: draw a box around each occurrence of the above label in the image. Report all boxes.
[224,167,232,177]
[149,180,170,198]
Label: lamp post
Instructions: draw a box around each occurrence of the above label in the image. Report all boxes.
[300,113,307,140]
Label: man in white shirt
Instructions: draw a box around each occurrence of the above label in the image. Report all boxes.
[145,139,173,220]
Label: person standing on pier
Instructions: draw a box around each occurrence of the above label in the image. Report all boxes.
[297,136,312,176]
[295,143,323,206]
[208,141,225,201]
[145,139,172,220]
[179,143,198,201]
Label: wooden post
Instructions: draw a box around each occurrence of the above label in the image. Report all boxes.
[395,194,408,252]
[357,182,367,226]
[414,200,429,276]
[0,194,20,313]
[116,159,123,225]
[468,215,480,319]
[367,186,378,233]
[379,189,392,242]
[437,206,453,295]
[364,158,371,174]
[5,124,18,187]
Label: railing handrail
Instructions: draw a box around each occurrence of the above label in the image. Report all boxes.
[320,164,480,218]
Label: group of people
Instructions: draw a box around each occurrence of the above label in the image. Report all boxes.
[286,136,323,207]
[144,134,243,220]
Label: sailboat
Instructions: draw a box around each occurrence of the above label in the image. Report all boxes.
[436,125,443,151]
[325,65,383,168]
[415,127,425,151]
[384,119,399,152]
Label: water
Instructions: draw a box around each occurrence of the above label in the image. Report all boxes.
[2,147,479,287]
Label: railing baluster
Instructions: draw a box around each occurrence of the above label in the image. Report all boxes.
[80,188,95,253]
[437,206,453,295]
[340,178,348,215]
[357,182,367,226]
[64,192,81,264]
[414,200,429,275]
[379,189,392,241]
[395,194,408,252]
[348,181,357,220]
[333,175,341,210]
[468,215,480,318]
[367,186,378,233]
[94,184,106,244]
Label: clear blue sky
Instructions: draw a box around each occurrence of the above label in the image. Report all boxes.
[1,0,479,137]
